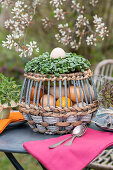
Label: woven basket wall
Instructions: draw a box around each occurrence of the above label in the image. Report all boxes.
[19,69,99,134]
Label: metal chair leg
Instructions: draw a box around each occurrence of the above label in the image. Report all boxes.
[5,152,24,170]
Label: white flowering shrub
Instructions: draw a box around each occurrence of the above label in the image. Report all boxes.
[0,0,109,57]
[42,0,109,49]
[1,0,40,57]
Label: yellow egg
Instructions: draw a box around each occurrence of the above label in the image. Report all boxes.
[50,86,65,99]
[56,97,72,107]
[40,95,54,107]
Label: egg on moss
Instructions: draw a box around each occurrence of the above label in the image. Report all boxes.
[50,47,66,59]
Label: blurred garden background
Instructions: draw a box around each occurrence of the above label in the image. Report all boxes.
[0,0,113,169]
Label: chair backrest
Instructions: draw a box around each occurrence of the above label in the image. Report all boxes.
[94,59,113,91]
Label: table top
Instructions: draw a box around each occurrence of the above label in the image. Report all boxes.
[0,120,107,154]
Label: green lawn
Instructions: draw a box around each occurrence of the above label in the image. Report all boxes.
[0,152,95,170]
[0,152,43,170]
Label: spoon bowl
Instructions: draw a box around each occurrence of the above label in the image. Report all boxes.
[65,125,88,146]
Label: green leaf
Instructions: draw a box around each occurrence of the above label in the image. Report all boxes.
[8,102,11,107]
[0,74,21,105]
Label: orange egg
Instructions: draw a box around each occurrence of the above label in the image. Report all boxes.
[30,87,43,101]
[40,95,54,107]
[67,86,84,102]
[56,97,72,107]
[30,102,41,106]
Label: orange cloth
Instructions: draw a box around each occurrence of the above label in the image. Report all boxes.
[0,112,24,134]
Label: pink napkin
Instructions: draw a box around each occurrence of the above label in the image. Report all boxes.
[23,128,113,170]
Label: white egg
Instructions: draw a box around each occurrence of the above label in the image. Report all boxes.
[50,47,66,59]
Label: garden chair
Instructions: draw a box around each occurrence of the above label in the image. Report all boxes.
[87,149,113,170]
[87,59,113,169]
[93,59,113,91]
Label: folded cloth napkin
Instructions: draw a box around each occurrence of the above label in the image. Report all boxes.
[0,111,24,134]
[23,128,113,170]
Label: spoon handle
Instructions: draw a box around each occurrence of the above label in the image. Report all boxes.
[49,136,72,149]
[64,135,76,146]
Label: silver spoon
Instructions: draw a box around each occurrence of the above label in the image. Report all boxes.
[49,125,87,149]
[49,136,72,149]
[65,125,88,146]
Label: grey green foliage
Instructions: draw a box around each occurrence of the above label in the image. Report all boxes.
[24,52,91,77]
[0,74,21,106]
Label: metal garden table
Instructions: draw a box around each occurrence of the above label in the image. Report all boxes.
[0,122,111,170]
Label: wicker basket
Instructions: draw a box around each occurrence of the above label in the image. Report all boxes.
[0,108,10,120]
[19,69,99,134]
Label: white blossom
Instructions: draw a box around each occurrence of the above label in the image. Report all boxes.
[26,41,38,56]
[0,0,11,8]
[50,0,66,8]
[86,34,97,46]
[19,41,39,58]
[2,0,39,57]
[2,34,14,50]
[71,1,84,14]
[50,0,66,20]
[32,0,40,8]
[76,15,89,28]
[12,30,24,39]
[54,8,65,20]
[70,40,78,49]
[55,23,72,45]
[90,0,98,7]
[4,19,14,29]
[14,42,20,52]
[1,0,109,55]
[42,17,50,28]
[93,15,109,40]
[19,48,28,58]
[75,30,81,37]
[36,47,39,53]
